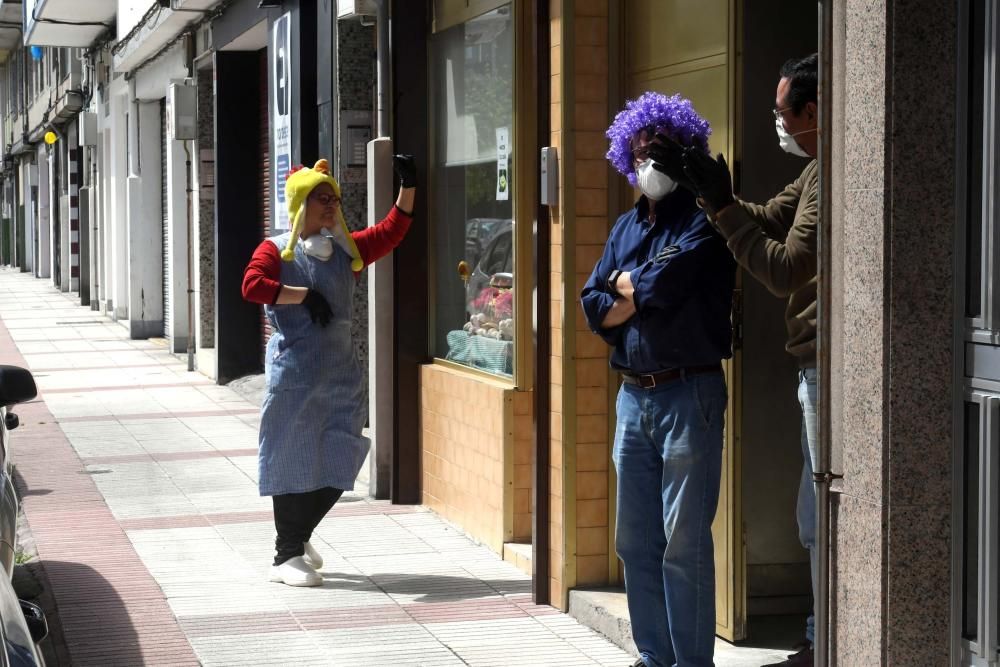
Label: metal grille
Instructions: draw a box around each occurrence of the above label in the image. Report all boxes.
[161,98,170,340]
[960,2,1000,664]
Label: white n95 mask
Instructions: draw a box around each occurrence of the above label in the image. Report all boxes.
[776,118,811,158]
[635,159,677,201]
[302,230,334,261]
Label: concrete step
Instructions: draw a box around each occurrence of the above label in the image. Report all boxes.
[502,541,532,576]
[568,587,806,666]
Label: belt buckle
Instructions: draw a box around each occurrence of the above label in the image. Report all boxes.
[640,373,656,389]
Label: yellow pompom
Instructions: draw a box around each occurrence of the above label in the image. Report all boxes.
[351,258,364,272]
[281,248,295,262]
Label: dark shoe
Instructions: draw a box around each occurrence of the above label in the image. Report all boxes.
[761,646,814,667]
[788,638,811,655]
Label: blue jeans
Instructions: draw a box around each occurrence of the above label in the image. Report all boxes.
[613,371,727,667]
[796,368,818,644]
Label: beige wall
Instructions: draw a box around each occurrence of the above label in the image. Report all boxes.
[571,0,614,590]
[548,0,616,609]
[420,363,533,554]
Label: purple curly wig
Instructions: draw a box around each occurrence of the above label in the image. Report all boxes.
[606,92,712,186]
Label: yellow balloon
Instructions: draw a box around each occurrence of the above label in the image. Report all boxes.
[43,131,57,145]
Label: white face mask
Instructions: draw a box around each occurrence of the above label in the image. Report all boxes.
[302,229,334,260]
[635,159,677,201]
[775,117,811,158]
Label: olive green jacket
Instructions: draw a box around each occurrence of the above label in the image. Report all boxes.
[713,160,818,367]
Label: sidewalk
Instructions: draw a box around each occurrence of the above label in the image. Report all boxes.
[0,269,632,666]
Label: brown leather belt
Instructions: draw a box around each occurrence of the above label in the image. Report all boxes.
[621,363,722,389]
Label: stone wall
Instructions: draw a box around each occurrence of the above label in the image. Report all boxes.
[830,1,958,663]
[196,71,215,348]
[336,19,374,390]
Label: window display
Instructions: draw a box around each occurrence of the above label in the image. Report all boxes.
[429,4,515,377]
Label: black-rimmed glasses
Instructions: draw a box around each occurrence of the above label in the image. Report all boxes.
[310,193,340,207]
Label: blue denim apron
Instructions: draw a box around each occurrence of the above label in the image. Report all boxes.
[257,233,369,496]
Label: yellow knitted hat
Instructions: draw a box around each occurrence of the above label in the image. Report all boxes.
[282,159,363,271]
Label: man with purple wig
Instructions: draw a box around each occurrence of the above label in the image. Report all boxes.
[581,92,736,667]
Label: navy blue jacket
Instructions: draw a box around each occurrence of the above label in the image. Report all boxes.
[580,189,736,374]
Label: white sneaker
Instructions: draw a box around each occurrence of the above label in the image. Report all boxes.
[302,541,323,570]
[268,556,322,587]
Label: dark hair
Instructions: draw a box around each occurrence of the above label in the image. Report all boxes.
[779,53,818,114]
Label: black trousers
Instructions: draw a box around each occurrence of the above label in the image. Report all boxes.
[272,487,344,565]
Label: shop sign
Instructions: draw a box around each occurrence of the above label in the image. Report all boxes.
[496,127,509,201]
[273,12,293,230]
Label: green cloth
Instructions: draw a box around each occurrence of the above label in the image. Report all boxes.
[446,330,513,376]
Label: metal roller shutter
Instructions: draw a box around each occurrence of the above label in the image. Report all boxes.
[161,99,170,340]
[259,50,272,363]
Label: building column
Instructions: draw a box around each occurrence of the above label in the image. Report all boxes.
[830,0,958,663]
[110,92,129,319]
[36,145,50,280]
[22,159,36,275]
[68,121,80,293]
[50,143,62,290]
[166,82,190,355]
[126,98,164,338]
[57,141,69,292]
[193,67,215,376]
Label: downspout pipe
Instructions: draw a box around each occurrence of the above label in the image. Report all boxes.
[815,0,837,663]
[375,0,389,137]
[370,0,394,499]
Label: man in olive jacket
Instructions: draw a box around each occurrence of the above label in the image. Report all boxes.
[654,53,819,667]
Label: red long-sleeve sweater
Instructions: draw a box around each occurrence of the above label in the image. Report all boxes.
[242,205,412,305]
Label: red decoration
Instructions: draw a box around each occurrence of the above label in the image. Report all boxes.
[472,287,513,320]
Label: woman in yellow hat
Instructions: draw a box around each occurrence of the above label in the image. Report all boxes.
[242,154,416,586]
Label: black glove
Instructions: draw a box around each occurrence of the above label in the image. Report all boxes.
[302,288,333,328]
[646,134,697,195]
[393,154,417,188]
[683,149,735,215]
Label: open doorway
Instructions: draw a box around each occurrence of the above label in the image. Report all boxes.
[737,0,818,647]
[212,20,269,383]
[619,0,818,648]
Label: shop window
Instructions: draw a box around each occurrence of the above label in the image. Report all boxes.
[429,4,515,378]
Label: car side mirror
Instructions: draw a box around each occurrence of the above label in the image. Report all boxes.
[19,599,47,643]
[0,367,36,407]
[4,413,18,431]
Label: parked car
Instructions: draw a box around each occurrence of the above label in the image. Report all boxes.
[0,366,48,666]
[465,221,513,315]
[464,218,510,269]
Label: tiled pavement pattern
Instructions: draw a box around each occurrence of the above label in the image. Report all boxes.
[0,270,634,667]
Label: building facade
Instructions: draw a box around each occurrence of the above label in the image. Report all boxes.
[390,1,991,665]
[0,0,990,664]
[0,0,375,383]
